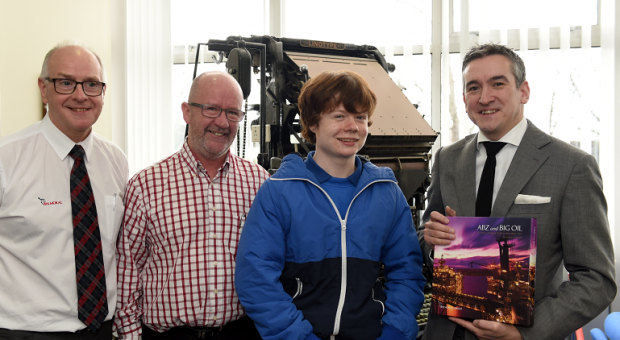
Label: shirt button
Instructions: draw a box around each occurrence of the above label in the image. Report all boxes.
[214,289,218,294]
[212,207,216,211]
[213,261,218,266]
[213,234,217,238]
[213,316,217,321]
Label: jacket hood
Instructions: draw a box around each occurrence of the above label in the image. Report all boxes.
[271,152,397,188]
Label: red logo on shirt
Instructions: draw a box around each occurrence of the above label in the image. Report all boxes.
[38,197,62,206]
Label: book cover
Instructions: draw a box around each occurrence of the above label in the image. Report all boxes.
[431,217,537,326]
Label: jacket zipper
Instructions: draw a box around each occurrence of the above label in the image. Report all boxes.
[271,177,395,337]
[292,277,303,299]
[372,278,385,314]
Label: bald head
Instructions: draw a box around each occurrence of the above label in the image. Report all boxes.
[40,41,106,82]
[188,71,243,103]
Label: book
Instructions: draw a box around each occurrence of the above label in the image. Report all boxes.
[431,217,537,326]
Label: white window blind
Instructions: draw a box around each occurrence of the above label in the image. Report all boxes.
[126,0,173,175]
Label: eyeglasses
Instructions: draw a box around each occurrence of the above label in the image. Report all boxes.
[188,103,246,122]
[45,78,106,97]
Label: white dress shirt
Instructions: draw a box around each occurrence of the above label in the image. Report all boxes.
[0,114,128,332]
[475,116,528,210]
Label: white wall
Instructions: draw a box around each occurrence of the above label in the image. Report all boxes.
[0,0,115,141]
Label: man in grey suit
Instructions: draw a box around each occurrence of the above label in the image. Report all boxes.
[419,43,616,340]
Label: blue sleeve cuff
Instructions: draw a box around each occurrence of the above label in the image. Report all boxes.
[304,333,322,340]
[376,324,408,340]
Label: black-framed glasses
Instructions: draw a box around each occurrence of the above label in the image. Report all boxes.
[45,78,106,97]
[188,102,246,122]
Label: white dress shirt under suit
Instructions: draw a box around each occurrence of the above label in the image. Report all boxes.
[0,114,128,332]
[474,116,527,210]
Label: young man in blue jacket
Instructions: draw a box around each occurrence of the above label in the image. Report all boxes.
[235,70,426,340]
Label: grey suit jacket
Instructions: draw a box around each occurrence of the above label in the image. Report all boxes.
[419,121,616,340]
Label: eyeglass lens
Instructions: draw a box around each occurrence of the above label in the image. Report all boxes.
[201,104,245,122]
[54,79,104,96]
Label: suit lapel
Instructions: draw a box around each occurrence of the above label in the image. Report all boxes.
[492,121,552,217]
[455,135,479,216]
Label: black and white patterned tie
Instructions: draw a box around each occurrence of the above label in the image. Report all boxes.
[69,145,108,332]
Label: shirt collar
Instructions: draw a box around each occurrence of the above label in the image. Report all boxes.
[179,138,231,177]
[477,116,528,149]
[40,113,94,162]
[305,151,363,186]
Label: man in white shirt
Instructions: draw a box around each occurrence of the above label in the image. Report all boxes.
[0,41,128,339]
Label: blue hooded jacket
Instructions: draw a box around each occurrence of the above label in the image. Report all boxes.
[235,153,425,340]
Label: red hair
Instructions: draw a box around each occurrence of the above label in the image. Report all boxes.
[298,70,376,144]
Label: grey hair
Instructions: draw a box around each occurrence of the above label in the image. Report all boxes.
[39,40,107,82]
[462,43,526,90]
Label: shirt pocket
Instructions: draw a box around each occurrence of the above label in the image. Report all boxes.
[104,194,124,244]
[509,201,552,215]
[227,213,247,261]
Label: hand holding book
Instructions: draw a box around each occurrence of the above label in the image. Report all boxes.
[423,206,457,249]
[449,318,524,340]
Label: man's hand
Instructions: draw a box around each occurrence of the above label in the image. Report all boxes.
[449,317,523,340]
[423,206,457,248]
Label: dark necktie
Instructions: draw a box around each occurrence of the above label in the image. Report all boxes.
[475,141,507,217]
[69,145,108,332]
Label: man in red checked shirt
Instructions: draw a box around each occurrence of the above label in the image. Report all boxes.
[114,71,269,340]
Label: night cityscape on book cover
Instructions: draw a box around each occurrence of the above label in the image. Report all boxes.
[431,217,537,326]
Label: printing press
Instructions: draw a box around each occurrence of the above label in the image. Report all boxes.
[192,35,437,334]
[193,35,437,227]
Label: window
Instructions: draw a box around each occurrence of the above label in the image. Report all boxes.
[283,0,432,47]
[390,54,432,127]
[171,0,266,152]
[441,49,603,160]
[453,0,598,32]
[441,0,604,159]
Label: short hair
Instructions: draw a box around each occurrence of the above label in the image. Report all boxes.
[40,40,107,82]
[462,43,526,90]
[298,70,377,144]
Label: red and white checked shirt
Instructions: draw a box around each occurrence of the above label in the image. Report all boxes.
[114,142,269,339]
